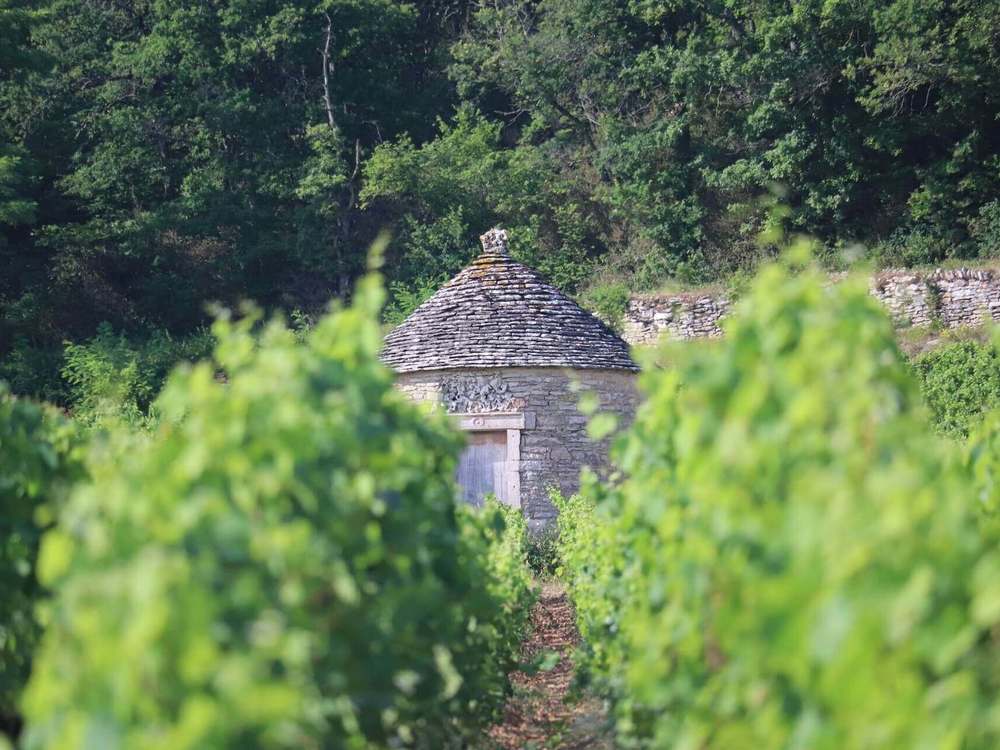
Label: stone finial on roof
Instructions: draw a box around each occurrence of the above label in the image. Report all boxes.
[479,227,509,256]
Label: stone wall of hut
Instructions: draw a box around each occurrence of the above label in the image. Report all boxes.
[395,367,638,527]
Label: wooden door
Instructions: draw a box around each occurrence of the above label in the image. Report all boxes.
[456,431,508,507]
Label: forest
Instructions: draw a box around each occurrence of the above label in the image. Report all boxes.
[2,0,1000,404]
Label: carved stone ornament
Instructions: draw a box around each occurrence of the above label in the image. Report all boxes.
[442,374,515,413]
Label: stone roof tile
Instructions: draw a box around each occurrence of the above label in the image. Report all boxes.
[382,228,638,373]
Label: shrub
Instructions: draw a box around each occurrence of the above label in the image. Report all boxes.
[970,200,1000,258]
[61,323,214,428]
[915,340,1000,438]
[524,520,559,578]
[962,401,1000,543]
[469,501,535,672]
[553,485,632,704]
[561,250,1000,748]
[383,276,445,329]
[21,275,531,749]
[966,411,1000,525]
[0,341,69,406]
[579,283,630,334]
[869,227,956,267]
[0,385,83,733]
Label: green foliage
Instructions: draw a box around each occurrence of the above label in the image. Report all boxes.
[454,0,1000,280]
[0,0,462,379]
[0,384,83,729]
[524,521,560,578]
[553,486,630,690]
[965,411,1000,525]
[0,0,47,235]
[0,341,68,407]
[0,143,35,230]
[383,276,446,329]
[472,500,535,661]
[971,201,1000,258]
[579,283,630,334]
[915,340,1000,438]
[61,324,214,428]
[362,107,600,294]
[559,253,1000,747]
[869,227,957,268]
[21,276,531,749]
[5,0,1000,398]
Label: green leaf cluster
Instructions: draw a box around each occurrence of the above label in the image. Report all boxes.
[0,385,83,729]
[60,323,214,429]
[19,276,532,749]
[915,340,1000,439]
[558,253,1000,747]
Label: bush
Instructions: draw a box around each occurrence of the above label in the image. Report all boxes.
[0,385,83,733]
[560,250,1000,748]
[470,501,535,671]
[0,341,69,406]
[61,323,214,428]
[524,521,559,578]
[962,402,1000,542]
[970,200,1000,258]
[915,340,1000,438]
[21,275,531,749]
[579,283,630,334]
[869,227,957,267]
[966,411,1000,525]
[553,486,632,703]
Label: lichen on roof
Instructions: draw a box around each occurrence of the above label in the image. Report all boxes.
[381,228,638,373]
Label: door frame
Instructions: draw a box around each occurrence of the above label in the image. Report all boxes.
[453,412,534,508]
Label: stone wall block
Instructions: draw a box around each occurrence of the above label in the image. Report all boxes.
[395,366,638,526]
[621,267,1000,346]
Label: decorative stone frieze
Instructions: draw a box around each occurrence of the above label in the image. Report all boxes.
[442,374,520,413]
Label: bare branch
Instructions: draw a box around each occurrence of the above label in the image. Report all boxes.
[320,12,336,130]
[350,138,361,182]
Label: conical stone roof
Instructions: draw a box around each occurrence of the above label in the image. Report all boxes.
[382,229,638,373]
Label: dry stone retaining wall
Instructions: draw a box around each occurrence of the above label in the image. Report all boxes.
[621,267,1000,346]
[396,367,638,527]
[622,293,731,345]
[870,268,1000,329]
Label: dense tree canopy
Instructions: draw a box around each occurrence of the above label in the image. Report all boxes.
[2,0,999,402]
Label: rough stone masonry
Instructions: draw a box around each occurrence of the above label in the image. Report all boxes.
[621,267,1000,346]
[396,367,638,525]
[382,227,639,529]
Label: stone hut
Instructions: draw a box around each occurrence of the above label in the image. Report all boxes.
[382,228,639,528]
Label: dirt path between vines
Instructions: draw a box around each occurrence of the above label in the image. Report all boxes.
[486,581,614,750]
